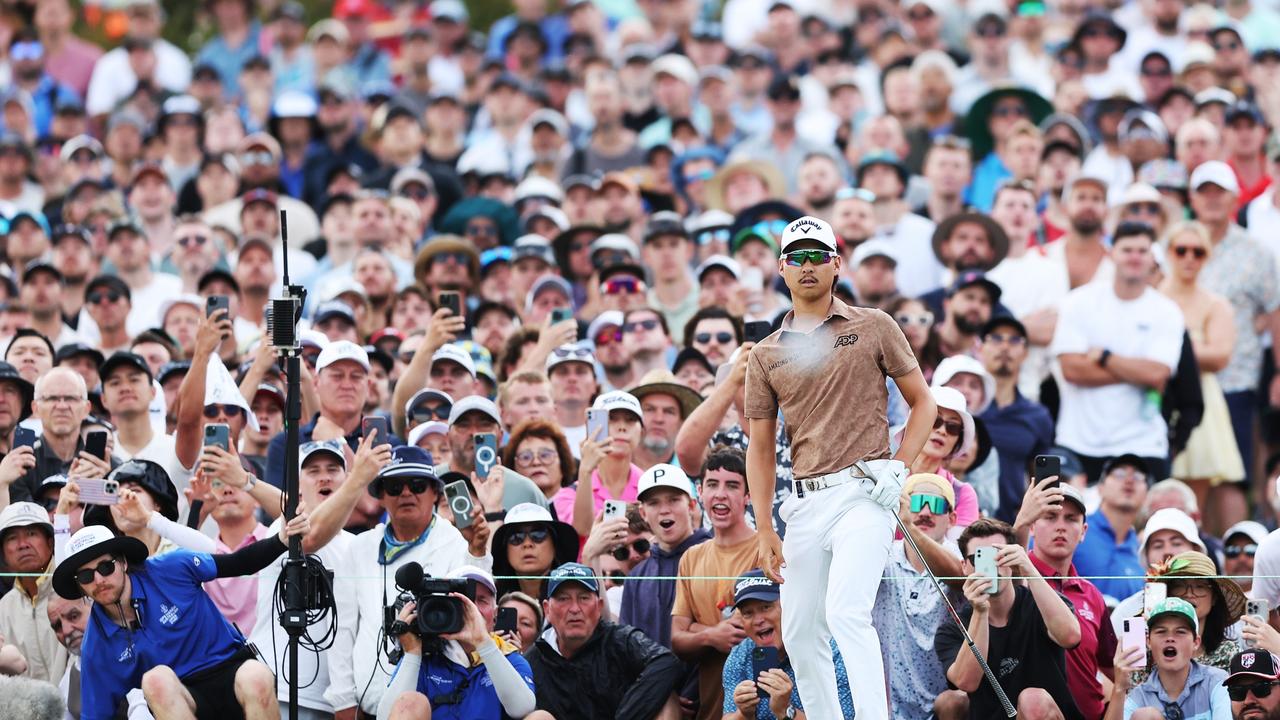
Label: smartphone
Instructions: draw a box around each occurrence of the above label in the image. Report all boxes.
[586,408,608,443]
[1122,617,1147,656]
[13,427,36,449]
[603,499,627,523]
[1034,454,1061,487]
[495,607,518,634]
[203,423,230,451]
[744,320,772,344]
[439,291,461,317]
[1143,582,1167,617]
[974,546,999,595]
[550,307,574,325]
[362,416,390,447]
[78,478,120,506]
[751,645,781,699]
[1247,599,1270,647]
[444,480,474,529]
[84,430,108,460]
[206,295,230,318]
[473,433,498,476]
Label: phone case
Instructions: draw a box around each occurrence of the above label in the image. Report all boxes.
[974,546,999,595]
[1143,583,1167,617]
[84,431,108,460]
[474,434,498,476]
[495,607,518,634]
[204,424,230,451]
[445,481,473,528]
[603,500,626,522]
[1122,618,1147,655]
[586,410,608,442]
[752,646,780,699]
[78,478,120,506]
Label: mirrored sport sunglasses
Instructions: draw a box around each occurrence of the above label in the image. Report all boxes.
[909,493,951,514]
[1224,544,1258,559]
[783,250,836,267]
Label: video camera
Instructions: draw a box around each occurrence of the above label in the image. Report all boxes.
[391,562,477,637]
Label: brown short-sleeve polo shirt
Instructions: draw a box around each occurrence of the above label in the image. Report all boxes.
[744,297,918,479]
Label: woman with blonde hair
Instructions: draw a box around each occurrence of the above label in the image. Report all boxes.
[1158,220,1243,532]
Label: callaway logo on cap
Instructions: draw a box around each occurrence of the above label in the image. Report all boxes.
[779,215,838,253]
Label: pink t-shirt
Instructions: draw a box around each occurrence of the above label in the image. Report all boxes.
[204,523,271,634]
[939,467,979,531]
[552,463,643,524]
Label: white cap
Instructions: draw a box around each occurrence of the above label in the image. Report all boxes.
[546,343,596,373]
[592,390,644,422]
[932,355,996,415]
[587,311,624,341]
[0,501,52,536]
[1140,508,1207,558]
[651,54,698,86]
[851,239,898,266]
[590,234,641,261]
[526,109,570,138]
[432,344,477,378]
[1223,520,1269,546]
[779,216,838,253]
[695,254,741,280]
[1189,160,1240,194]
[514,175,565,205]
[408,421,449,447]
[300,329,329,350]
[689,209,734,233]
[637,463,695,500]
[447,395,502,428]
[448,564,496,596]
[1116,182,1163,207]
[316,340,371,372]
[272,90,318,118]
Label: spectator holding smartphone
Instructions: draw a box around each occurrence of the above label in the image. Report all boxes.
[1107,597,1231,720]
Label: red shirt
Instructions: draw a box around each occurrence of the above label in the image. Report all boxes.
[1229,158,1274,211]
[1030,551,1115,720]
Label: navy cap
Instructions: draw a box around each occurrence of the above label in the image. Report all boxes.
[55,342,105,368]
[314,300,356,326]
[733,569,781,608]
[156,360,191,384]
[370,445,440,497]
[100,351,153,384]
[545,562,600,598]
[1225,100,1267,126]
[948,269,1002,303]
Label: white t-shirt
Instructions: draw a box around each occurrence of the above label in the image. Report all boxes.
[1051,282,1185,457]
[1246,190,1280,281]
[562,423,585,460]
[126,272,184,336]
[876,213,943,299]
[987,251,1072,400]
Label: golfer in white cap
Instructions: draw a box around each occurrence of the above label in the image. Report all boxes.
[744,215,937,720]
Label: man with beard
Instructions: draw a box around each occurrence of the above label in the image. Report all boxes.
[1224,650,1280,720]
[1053,222,1184,482]
[302,83,377,206]
[919,212,1010,320]
[832,188,877,260]
[1048,174,1114,291]
[631,371,702,471]
[352,248,399,325]
[851,241,901,310]
[589,311,635,391]
[938,271,1001,358]
[978,317,1054,523]
[797,152,844,218]
[50,593,147,719]
[20,261,83,348]
[872,473,962,720]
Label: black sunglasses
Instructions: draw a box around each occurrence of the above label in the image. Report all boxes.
[383,477,431,496]
[507,527,551,546]
[87,290,123,305]
[611,538,651,561]
[1225,544,1258,559]
[75,558,118,586]
[411,404,451,422]
[203,404,245,419]
[694,332,735,345]
[1229,681,1280,702]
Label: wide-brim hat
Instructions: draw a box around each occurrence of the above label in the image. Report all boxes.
[629,369,703,418]
[1151,550,1247,623]
[491,503,580,578]
[705,159,786,211]
[930,211,1010,270]
[84,460,179,525]
[0,361,34,419]
[53,525,148,600]
[413,235,480,287]
[963,86,1054,159]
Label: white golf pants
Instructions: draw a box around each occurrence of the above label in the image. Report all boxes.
[779,460,895,720]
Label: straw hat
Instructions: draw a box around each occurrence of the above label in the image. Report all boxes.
[1151,550,1246,623]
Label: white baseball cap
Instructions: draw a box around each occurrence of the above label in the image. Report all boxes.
[592,390,644,423]
[587,311,624,342]
[637,463,695,500]
[779,215,838,253]
[315,340,370,372]
[0,501,52,536]
[432,344,477,378]
[447,395,502,428]
[1140,508,1207,558]
[851,239,897,266]
[408,421,449,447]
[1189,160,1240,195]
[695,254,742,281]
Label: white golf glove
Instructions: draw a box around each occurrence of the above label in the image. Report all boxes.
[868,459,909,510]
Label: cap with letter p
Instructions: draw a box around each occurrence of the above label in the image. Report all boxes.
[780,215,838,253]
[637,463,695,501]
[733,568,781,608]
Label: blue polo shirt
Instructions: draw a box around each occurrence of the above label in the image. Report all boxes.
[722,637,854,719]
[981,392,1055,524]
[409,644,536,720]
[81,551,246,720]
[1072,510,1145,602]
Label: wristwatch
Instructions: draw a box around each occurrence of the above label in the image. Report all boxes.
[242,473,258,492]
[1098,349,1112,367]
[785,706,797,719]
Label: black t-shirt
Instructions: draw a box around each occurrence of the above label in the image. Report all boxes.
[934,585,1083,720]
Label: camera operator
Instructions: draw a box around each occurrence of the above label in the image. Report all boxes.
[378,565,550,720]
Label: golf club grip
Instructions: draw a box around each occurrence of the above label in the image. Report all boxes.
[968,638,1017,718]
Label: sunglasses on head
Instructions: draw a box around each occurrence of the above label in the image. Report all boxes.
[1225,544,1258,559]
[507,526,551,546]
[695,331,735,345]
[612,538,651,561]
[784,250,835,267]
[933,416,963,436]
[1229,681,1280,702]
[88,290,123,305]
[1172,245,1208,259]
[411,403,451,422]
[910,494,951,514]
[383,477,432,496]
[203,404,244,419]
[75,558,118,586]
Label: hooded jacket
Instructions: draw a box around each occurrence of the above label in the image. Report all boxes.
[618,529,711,648]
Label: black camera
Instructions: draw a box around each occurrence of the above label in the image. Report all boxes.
[392,562,476,637]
